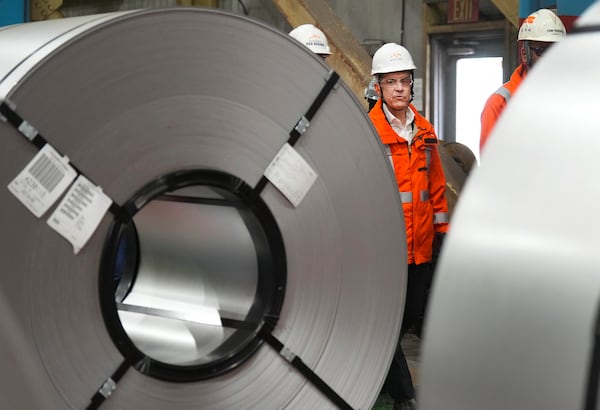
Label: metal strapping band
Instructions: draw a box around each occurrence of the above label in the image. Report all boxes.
[420,190,429,201]
[400,191,412,203]
[571,24,600,35]
[260,329,355,410]
[434,212,449,224]
[0,100,127,221]
[287,69,339,147]
[17,120,38,141]
[280,346,296,363]
[86,360,131,410]
[0,101,46,148]
[294,116,310,135]
[98,378,117,398]
[584,302,600,410]
[255,71,340,194]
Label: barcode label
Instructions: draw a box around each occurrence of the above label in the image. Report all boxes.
[29,152,65,192]
[47,175,112,254]
[8,144,77,218]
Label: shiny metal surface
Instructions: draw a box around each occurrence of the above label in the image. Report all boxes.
[0,12,135,97]
[119,196,258,365]
[0,8,407,409]
[420,3,600,409]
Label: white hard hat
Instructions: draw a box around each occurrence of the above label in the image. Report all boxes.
[371,43,416,75]
[518,9,566,42]
[289,24,331,55]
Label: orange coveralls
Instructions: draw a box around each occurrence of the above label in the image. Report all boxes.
[480,63,527,151]
[369,99,449,265]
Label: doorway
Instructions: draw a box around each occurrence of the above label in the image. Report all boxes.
[430,30,506,163]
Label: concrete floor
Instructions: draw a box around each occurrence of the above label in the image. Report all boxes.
[372,332,421,410]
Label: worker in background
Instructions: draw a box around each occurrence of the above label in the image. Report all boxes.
[479,8,566,152]
[369,42,449,410]
[365,76,379,111]
[288,23,331,58]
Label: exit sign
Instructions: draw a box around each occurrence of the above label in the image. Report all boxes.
[448,0,479,23]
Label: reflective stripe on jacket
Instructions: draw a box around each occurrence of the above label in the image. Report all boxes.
[479,63,526,152]
[369,100,449,265]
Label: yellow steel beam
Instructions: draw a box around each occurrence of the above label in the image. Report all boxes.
[490,0,519,28]
[30,0,63,21]
[427,19,506,34]
[272,0,372,110]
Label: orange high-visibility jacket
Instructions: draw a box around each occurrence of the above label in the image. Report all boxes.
[480,63,527,152]
[369,100,449,265]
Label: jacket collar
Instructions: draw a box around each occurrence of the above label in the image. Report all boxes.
[369,99,432,144]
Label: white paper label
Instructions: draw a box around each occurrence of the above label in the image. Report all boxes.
[264,143,317,207]
[8,144,77,218]
[47,175,112,254]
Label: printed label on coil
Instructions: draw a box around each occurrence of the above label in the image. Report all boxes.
[264,143,317,207]
[8,144,77,218]
[47,175,112,254]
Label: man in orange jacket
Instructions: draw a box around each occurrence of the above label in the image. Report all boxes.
[479,8,566,153]
[369,42,449,410]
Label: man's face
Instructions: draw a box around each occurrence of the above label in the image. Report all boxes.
[376,72,413,113]
[522,40,554,67]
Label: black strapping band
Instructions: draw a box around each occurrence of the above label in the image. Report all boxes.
[255,70,340,194]
[260,328,355,410]
[86,359,131,410]
[0,100,128,221]
[0,100,47,149]
[288,70,340,146]
[571,24,600,35]
[584,300,600,410]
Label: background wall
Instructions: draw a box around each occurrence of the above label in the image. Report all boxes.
[59,0,422,69]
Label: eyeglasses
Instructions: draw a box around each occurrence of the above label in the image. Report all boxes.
[380,77,413,88]
[530,45,550,57]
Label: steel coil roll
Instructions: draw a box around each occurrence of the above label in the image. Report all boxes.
[420,3,600,410]
[0,8,407,410]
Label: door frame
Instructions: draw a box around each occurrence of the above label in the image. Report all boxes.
[426,20,516,143]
